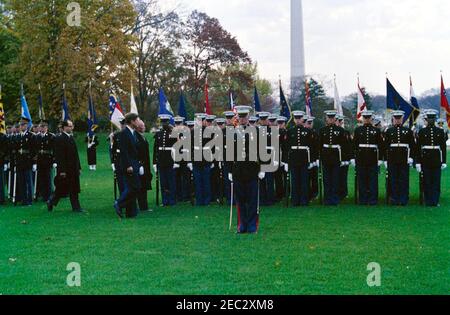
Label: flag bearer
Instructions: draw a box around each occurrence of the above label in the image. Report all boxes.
[416,110,448,207]
[351,110,383,206]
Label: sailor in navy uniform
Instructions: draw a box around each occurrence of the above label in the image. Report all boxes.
[416,110,448,207]
[351,110,384,206]
[153,114,177,207]
[319,111,349,206]
[16,118,36,206]
[229,106,264,234]
[35,120,55,202]
[384,111,417,206]
[286,111,316,206]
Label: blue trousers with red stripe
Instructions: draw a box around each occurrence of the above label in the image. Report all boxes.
[235,179,259,234]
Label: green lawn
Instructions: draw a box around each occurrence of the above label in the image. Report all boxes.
[0,133,449,295]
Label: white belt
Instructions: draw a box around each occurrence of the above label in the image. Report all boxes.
[291,146,311,163]
[359,144,378,149]
[390,144,409,148]
[422,146,441,150]
[159,147,173,151]
[323,144,342,162]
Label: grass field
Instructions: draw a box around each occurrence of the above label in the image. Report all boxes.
[0,133,449,295]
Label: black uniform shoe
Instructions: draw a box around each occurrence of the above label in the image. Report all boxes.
[47,202,53,212]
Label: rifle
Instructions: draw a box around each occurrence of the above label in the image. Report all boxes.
[229,181,234,231]
[285,169,290,208]
[12,166,17,205]
[33,169,38,201]
[8,165,11,199]
[155,166,160,207]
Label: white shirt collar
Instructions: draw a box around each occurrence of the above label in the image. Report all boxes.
[63,131,72,137]
[127,126,135,134]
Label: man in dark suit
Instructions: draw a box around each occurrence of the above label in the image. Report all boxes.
[135,119,153,212]
[47,120,84,212]
[114,113,143,218]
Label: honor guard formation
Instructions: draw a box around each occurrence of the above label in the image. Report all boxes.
[0,108,448,234]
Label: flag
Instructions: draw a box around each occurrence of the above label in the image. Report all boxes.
[386,78,414,125]
[441,75,450,128]
[178,91,187,119]
[130,84,138,115]
[38,84,45,120]
[356,78,367,121]
[334,76,343,116]
[87,90,98,137]
[61,85,70,122]
[0,85,5,134]
[204,78,212,115]
[229,91,236,112]
[21,85,32,127]
[253,86,262,113]
[110,94,125,129]
[159,87,175,124]
[279,80,292,122]
[409,76,421,126]
[305,80,312,117]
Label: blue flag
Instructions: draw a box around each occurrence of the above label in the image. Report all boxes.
[178,91,187,119]
[87,94,98,137]
[20,87,32,127]
[254,86,262,113]
[62,89,71,122]
[387,79,413,125]
[279,83,292,122]
[159,88,174,124]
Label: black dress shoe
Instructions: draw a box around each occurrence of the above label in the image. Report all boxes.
[114,201,123,219]
[47,201,54,212]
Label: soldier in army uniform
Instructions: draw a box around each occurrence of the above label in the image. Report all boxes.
[319,111,349,206]
[416,110,448,207]
[351,111,384,206]
[35,120,56,202]
[285,111,316,206]
[383,111,417,206]
[15,118,36,206]
[229,106,265,234]
[153,115,177,207]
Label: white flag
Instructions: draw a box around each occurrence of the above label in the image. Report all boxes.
[334,76,343,116]
[130,84,138,115]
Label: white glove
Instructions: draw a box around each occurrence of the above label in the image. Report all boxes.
[408,158,414,166]
[218,162,222,170]
[32,164,37,172]
[3,164,7,172]
[350,159,356,167]
[111,164,116,172]
[273,161,279,168]
[384,161,388,169]
[308,163,315,170]
[284,164,289,173]
[228,173,233,182]
[139,166,144,176]
[442,164,447,170]
[378,161,383,167]
[173,163,180,170]
[53,163,57,169]
[187,163,193,172]
[6,163,10,170]
[258,172,266,180]
[315,160,320,167]
[153,165,157,173]
[340,162,347,167]
[211,164,215,170]
[416,164,422,173]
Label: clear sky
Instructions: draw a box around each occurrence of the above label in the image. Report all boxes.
[164,0,450,97]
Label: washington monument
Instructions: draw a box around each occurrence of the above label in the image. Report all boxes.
[291,0,306,96]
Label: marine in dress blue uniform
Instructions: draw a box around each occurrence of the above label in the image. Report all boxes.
[336,115,352,201]
[352,111,384,206]
[416,110,448,207]
[384,111,417,206]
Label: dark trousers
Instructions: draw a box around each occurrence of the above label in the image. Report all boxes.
[0,166,4,203]
[309,167,319,201]
[338,166,349,201]
[357,164,379,205]
[260,172,275,206]
[291,165,309,206]
[176,166,190,202]
[37,167,52,202]
[274,169,285,201]
[17,168,33,205]
[235,179,259,234]
[138,176,149,211]
[388,163,410,205]
[160,167,176,206]
[49,190,81,211]
[423,167,441,207]
[223,163,232,204]
[210,164,222,202]
[323,164,340,206]
[193,165,211,206]
[117,172,140,216]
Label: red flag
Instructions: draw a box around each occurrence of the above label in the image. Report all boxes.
[204,78,212,115]
[441,75,450,128]
[357,78,367,121]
